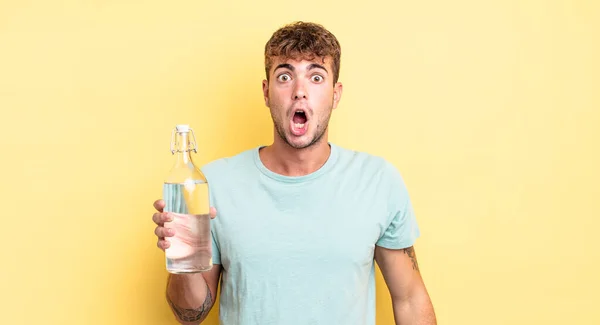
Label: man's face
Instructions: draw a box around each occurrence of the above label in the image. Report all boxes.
[262,56,343,149]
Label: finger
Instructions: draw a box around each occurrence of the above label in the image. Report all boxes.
[152,212,173,226]
[152,212,162,226]
[155,226,175,238]
[209,207,217,219]
[153,199,165,212]
[157,239,170,251]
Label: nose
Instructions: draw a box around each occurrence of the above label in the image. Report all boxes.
[292,79,308,100]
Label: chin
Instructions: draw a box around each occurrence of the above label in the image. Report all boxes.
[281,134,307,149]
[286,139,312,149]
[274,122,324,149]
[285,133,324,150]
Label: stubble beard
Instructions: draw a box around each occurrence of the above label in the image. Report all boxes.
[270,105,332,150]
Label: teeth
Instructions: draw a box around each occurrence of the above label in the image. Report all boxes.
[294,123,305,128]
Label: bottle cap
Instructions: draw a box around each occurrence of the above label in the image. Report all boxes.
[175,124,190,133]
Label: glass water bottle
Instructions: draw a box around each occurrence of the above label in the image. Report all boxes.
[163,124,212,273]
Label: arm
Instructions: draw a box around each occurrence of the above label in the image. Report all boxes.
[166,265,222,325]
[153,199,222,325]
[375,245,437,325]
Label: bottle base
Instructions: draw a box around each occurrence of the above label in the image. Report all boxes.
[167,265,213,274]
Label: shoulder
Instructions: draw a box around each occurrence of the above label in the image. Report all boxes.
[332,143,403,179]
[200,146,258,181]
[332,143,410,209]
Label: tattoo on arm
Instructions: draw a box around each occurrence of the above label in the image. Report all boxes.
[167,280,213,322]
[402,246,420,272]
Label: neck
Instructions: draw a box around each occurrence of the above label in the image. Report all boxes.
[174,133,192,166]
[176,151,192,165]
[260,134,331,177]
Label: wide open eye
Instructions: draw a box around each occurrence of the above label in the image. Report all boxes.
[277,74,291,82]
[311,75,324,83]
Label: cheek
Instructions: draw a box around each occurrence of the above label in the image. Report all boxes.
[268,86,287,103]
[267,90,286,113]
[312,88,334,105]
[271,91,296,112]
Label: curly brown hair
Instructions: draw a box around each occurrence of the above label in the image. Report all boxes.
[264,21,341,84]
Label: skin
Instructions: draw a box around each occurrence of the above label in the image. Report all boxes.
[153,202,220,325]
[375,246,438,324]
[152,54,436,324]
[259,56,343,176]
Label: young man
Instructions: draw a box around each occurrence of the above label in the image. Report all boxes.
[152,21,437,325]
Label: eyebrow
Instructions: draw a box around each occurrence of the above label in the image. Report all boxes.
[273,63,329,74]
[274,63,295,72]
[307,63,328,73]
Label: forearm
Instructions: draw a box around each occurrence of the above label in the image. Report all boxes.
[392,292,437,325]
[166,274,214,325]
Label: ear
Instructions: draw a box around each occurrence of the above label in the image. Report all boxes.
[332,82,343,109]
[262,79,269,106]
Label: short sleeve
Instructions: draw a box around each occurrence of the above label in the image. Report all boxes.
[210,221,221,265]
[376,162,421,249]
[204,168,221,265]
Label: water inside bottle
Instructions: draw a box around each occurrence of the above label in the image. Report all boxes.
[163,180,212,273]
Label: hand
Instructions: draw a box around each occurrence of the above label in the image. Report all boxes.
[152,199,217,251]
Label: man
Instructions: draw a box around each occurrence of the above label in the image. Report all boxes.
[152,21,437,325]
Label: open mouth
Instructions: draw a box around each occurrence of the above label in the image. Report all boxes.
[290,109,308,136]
[293,110,307,128]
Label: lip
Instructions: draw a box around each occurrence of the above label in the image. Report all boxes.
[290,107,309,136]
[291,107,309,118]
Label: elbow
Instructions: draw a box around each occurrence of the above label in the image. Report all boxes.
[392,289,437,324]
[167,301,209,325]
[171,314,202,325]
[392,291,432,310]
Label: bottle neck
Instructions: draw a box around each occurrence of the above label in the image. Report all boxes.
[172,131,194,165]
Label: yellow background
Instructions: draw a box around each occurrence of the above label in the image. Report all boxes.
[1,1,598,324]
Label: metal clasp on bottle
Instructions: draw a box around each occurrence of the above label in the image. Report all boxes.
[170,127,198,154]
